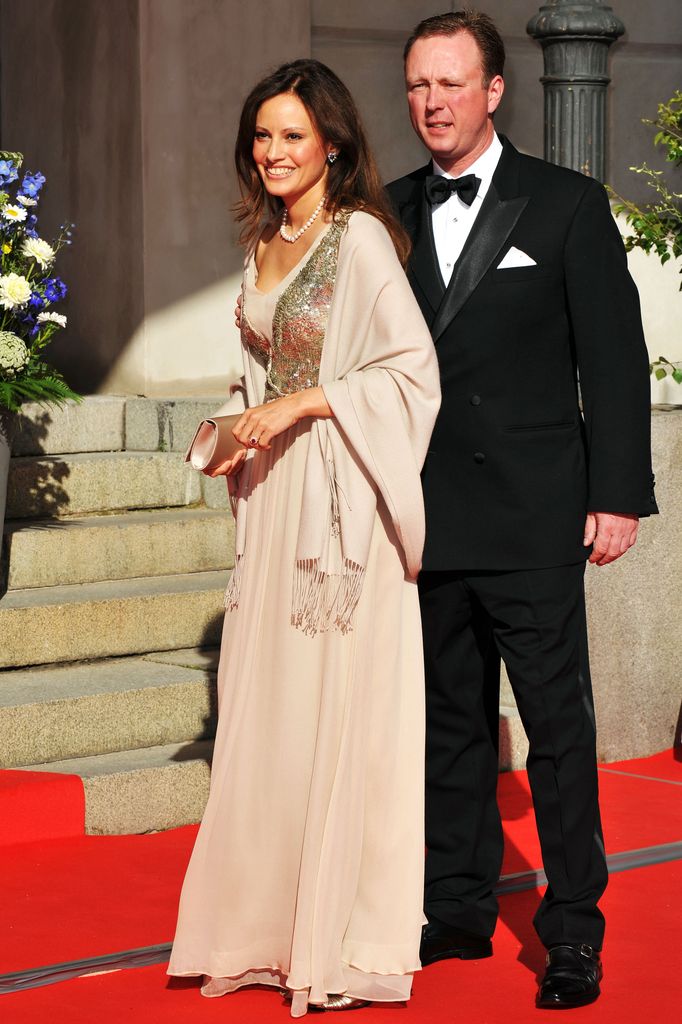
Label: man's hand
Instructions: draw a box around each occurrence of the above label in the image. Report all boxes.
[583,511,639,566]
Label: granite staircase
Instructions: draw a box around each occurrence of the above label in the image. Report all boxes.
[0,397,528,836]
[0,396,234,834]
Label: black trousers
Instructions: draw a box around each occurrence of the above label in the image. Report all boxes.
[419,563,608,950]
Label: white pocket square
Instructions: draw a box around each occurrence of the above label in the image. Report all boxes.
[497,246,537,269]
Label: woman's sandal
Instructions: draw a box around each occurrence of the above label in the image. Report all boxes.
[284,990,370,1012]
[319,995,370,1011]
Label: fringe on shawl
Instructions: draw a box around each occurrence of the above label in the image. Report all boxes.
[327,453,341,539]
[224,554,244,611]
[290,453,364,635]
[291,557,365,637]
[224,438,367,636]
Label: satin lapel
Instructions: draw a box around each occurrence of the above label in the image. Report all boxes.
[431,179,529,343]
[400,188,444,318]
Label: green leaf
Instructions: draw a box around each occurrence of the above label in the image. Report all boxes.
[0,150,24,169]
[673,369,682,384]
[654,368,667,380]
[0,372,82,413]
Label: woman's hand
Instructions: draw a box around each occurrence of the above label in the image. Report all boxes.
[233,388,332,451]
[234,293,242,329]
[204,446,248,478]
[233,394,303,451]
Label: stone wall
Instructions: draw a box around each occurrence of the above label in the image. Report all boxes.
[0,0,145,393]
[586,409,681,761]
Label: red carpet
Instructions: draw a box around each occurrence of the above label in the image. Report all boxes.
[1,861,677,1023]
[600,747,682,783]
[499,755,682,875]
[0,827,197,973]
[0,752,678,1021]
[0,770,85,846]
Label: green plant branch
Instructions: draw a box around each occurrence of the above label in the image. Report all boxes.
[607,93,682,384]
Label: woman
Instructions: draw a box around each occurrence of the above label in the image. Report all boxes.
[168,59,440,1016]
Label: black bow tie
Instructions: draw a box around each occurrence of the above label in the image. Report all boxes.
[425,173,481,207]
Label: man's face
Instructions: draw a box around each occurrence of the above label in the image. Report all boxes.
[405,32,504,173]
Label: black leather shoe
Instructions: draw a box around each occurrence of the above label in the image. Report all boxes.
[536,944,602,1009]
[419,918,493,966]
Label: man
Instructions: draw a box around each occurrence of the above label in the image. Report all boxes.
[387,10,657,1011]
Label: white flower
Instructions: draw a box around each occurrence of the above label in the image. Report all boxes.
[17,195,38,207]
[0,272,31,309]
[0,331,29,378]
[37,311,67,328]
[2,204,27,222]
[22,237,55,269]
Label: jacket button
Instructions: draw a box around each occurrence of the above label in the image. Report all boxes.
[470,394,481,406]
[474,452,486,464]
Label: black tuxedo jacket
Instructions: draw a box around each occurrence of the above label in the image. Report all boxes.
[387,136,657,571]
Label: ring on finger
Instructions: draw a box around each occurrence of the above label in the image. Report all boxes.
[249,436,259,447]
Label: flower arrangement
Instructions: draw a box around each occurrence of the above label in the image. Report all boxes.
[0,150,81,412]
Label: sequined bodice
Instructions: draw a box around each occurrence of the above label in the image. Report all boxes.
[241,213,348,402]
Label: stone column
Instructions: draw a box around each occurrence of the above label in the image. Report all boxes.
[527,1,625,181]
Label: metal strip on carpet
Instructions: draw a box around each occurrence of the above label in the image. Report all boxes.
[598,767,682,786]
[0,943,172,994]
[2,840,680,995]
[493,839,682,895]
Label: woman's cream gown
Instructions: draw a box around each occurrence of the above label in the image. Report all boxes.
[168,226,426,1016]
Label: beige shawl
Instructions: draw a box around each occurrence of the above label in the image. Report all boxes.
[218,210,440,635]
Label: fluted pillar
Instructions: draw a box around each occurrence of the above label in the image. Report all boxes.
[527,1,625,181]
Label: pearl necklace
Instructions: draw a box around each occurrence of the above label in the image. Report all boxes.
[280,194,327,243]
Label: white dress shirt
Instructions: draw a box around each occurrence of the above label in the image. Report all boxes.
[431,133,503,285]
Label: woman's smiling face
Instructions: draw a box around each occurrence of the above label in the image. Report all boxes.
[253,92,330,204]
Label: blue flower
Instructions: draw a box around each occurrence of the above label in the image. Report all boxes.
[24,213,39,239]
[0,160,19,185]
[28,291,45,310]
[44,277,67,302]
[20,171,46,198]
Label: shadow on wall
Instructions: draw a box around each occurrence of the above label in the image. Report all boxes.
[0,0,249,395]
[98,274,245,397]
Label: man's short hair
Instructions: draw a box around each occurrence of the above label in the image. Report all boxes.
[403,9,505,86]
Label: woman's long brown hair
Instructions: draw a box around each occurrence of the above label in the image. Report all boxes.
[234,59,411,265]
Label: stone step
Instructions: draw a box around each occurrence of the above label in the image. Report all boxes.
[6,450,202,519]
[125,396,224,453]
[25,740,215,835]
[11,396,126,457]
[0,649,220,768]
[10,395,227,457]
[0,571,228,668]
[499,705,528,772]
[3,507,234,590]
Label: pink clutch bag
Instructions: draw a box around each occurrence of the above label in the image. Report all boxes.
[185,413,243,472]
